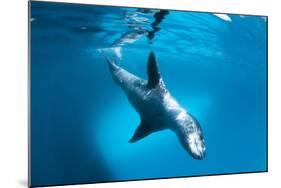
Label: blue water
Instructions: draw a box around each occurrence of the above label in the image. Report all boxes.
[30,1,267,187]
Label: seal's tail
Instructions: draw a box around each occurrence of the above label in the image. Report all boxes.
[97,46,122,62]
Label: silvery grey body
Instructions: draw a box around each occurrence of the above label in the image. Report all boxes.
[106,52,206,159]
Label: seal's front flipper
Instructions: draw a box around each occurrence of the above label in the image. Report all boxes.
[147,52,162,89]
[129,119,154,143]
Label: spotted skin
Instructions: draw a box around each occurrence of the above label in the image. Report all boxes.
[105,52,206,160]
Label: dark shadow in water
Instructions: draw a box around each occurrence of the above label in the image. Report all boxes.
[111,9,169,47]
[30,43,114,186]
[147,10,170,42]
[152,10,170,27]
[30,2,114,187]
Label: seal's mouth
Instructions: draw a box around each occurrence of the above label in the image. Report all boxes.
[187,132,206,160]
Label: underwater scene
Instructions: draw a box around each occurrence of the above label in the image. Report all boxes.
[30,1,267,187]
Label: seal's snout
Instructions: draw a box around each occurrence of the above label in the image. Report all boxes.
[187,131,206,160]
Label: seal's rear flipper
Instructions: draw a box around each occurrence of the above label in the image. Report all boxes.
[147,52,162,89]
[129,119,154,143]
[100,50,120,74]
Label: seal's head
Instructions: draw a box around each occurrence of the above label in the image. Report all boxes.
[176,112,206,160]
[186,128,206,159]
